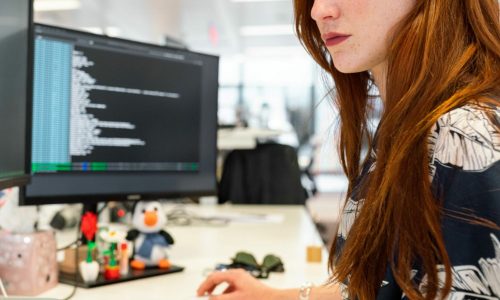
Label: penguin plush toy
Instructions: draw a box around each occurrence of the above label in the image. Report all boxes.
[126,201,174,269]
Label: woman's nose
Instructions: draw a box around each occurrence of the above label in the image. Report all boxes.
[310,0,340,22]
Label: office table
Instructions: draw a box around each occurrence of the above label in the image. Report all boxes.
[40,204,329,300]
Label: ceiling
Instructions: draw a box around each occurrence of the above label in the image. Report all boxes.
[34,0,304,58]
[180,0,300,56]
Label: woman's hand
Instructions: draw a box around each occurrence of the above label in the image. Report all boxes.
[196,269,279,300]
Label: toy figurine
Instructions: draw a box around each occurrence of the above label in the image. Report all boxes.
[79,212,99,283]
[126,201,174,269]
[99,226,127,280]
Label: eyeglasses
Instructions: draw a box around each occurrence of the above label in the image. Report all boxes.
[210,251,285,279]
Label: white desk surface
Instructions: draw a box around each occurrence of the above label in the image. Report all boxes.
[40,204,329,300]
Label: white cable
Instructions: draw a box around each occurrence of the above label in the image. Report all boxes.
[0,278,8,297]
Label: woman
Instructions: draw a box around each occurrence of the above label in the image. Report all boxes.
[197,0,500,299]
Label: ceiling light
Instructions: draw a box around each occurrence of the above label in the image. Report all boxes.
[240,24,294,36]
[34,0,81,12]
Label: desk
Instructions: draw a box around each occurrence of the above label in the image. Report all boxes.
[40,205,329,300]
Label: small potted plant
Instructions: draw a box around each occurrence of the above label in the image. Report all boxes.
[78,212,99,283]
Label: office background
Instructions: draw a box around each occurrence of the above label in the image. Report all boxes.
[0,1,363,298]
[31,0,354,242]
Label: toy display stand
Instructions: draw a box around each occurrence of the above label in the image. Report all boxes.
[59,265,184,288]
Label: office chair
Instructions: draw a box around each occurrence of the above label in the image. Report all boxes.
[218,143,307,205]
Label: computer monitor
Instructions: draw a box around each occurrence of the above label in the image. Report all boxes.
[0,0,32,190]
[22,24,219,205]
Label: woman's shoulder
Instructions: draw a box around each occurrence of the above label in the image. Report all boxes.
[428,102,500,173]
[436,102,498,122]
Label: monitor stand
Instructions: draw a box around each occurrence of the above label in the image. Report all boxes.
[58,203,184,288]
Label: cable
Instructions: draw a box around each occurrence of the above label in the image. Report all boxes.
[96,203,107,216]
[166,205,229,227]
[166,206,193,226]
[61,238,80,300]
[57,240,78,251]
[58,214,83,300]
[0,278,8,297]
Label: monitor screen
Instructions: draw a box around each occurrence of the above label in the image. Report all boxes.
[22,24,219,205]
[0,0,32,190]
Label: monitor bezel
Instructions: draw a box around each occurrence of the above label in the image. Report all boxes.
[0,0,33,191]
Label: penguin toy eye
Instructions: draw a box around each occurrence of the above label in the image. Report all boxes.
[154,207,158,212]
[141,209,146,214]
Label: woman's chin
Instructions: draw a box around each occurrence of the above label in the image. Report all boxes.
[332,61,365,74]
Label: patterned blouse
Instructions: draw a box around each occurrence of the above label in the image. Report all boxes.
[336,104,500,299]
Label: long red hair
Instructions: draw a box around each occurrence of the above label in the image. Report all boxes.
[294,0,500,299]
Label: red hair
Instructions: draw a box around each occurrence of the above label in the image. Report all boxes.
[294,0,500,299]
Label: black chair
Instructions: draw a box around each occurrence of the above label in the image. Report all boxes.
[218,143,307,205]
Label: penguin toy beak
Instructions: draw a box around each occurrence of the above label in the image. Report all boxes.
[144,211,158,227]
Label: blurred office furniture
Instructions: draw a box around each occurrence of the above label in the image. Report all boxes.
[306,193,345,247]
[297,142,318,198]
[217,127,283,150]
[218,143,307,205]
[40,204,328,300]
[164,35,187,49]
